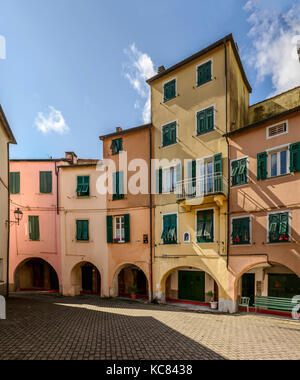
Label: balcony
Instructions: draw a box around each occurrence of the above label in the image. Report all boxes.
[176,172,228,206]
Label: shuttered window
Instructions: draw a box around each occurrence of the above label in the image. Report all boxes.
[269,212,290,243]
[76,220,89,241]
[163,79,176,102]
[10,172,20,194]
[289,142,300,172]
[106,214,130,243]
[257,152,267,180]
[76,176,90,197]
[110,138,123,155]
[197,210,214,243]
[231,158,247,186]
[197,61,212,86]
[161,214,177,244]
[113,171,124,200]
[232,217,250,245]
[162,122,177,147]
[29,216,40,241]
[196,107,214,135]
[40,171,52,194]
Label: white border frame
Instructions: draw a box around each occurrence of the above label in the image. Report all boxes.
[183,231,190,243]
[195,58,213,87]
[267,210,291,244]
[230,215,252,246]
[161,164,177,194]
[266,120,288,140]
[194,207,216,244]
[230,156,249,188]
[266,144,290,178]
[161,211,179,244]
[161,119,178,149]
[162,77,177,103]
[195,104,216,136]
[114,215,125,244]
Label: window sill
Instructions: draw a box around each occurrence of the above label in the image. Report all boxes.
[161,142,177,149]
[266,173,291,180]
[196,129,215,137]
[195,79,213,88]
[266,241,291,245]
[231,182,248,189]
[162,242,178,245]
[231,243,252,246]
[76,240,90,243]
[163,96,177,104]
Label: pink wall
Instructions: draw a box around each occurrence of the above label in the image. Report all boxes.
[9,160,63,289]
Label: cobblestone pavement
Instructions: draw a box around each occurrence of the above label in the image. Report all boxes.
[1,293,300,360]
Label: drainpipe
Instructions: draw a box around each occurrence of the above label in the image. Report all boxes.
[224,40,230,269]
[6,143,10,299]
[149,127,153,301]
[55,162,59,215]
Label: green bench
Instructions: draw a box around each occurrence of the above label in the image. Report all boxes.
[253,295,300,313]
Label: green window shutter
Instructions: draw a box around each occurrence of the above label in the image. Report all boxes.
[164,79,176,101]
[176,163,182,195]
[269,214,280,242]
[124,214,130,243]
[231,161,239,186]
[205,61,212,82]
[76,176,89,196]
[187,160,196,197]
[40,172,52,194]
[29,216,39,241]
[197,61,212,86]
[232,218,250,245]
[111,138,123,155]
[76,220,82,240]
[206,107,214,131]
[170,123,176,144]
[10,172,20,194]
[162,122,176,146]
[289,142,300,172]
[197,210,213,242]
[113,172,123,200]
[163,214,177,244]
[257,152,267,180]
[214,153,222,192]
[82,221,89,241]
[106,216,113,243]
[197,111,206,135]
[155,168,163,194]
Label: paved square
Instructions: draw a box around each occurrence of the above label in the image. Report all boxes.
[0,293,300,360]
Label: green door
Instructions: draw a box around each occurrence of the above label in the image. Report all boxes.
[178,271,205,302]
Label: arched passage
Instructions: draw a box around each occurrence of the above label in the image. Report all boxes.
[161,266,219,304]
[71,262,101,295]
[235,261,300,307]
[14,258,59,292]
[113,264,149,299]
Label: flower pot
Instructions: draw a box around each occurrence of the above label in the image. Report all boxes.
[210,301,218,310]
[130,294,136,300]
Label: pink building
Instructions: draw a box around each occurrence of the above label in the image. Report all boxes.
[9,153,77,292]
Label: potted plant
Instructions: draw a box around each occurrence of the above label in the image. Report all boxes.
[207,291,218,310]
[128,284,137,300]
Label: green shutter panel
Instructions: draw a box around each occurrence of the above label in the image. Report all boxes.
[29,216,33,240]
[197,65,204,86]
[197,111,206,134]
[187,160,196,197]
[206,107,214,131]
[124,214,130,243]
[40,172,52,193]
[289,142,300,172]
[214,153,222,192]
[29,216,39,241]
[76,220,82,240]
[35,216,40,241]
[10,172,20,194]
[119,171,124,196]
[155,169,162,194]
[106,216,113,243]
[82,221,89,240]
[257,152,267,180]
[205,61,212,82]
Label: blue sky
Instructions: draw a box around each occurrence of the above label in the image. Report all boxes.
[0,0,299,159]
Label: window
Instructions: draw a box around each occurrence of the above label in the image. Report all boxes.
[231,158,247,186]
[196,107,214,135]
[267,122,288,139]
[162,122,177,147]
[110,138,123,155]
[29,216,40,241]
[76,176,90,197]
[162,166,176,193]
[163,79,176,102]
[197,60,212,86]
[76,220,89,241]
[268,212,290,243]
[196,210,214,243]
[161,214,177,244]
[40,171,52,194]
[106,214,130,243]
[113,171,124,200]
[10,172,20,194]
[232,217,250,245]
[269,147,289,177]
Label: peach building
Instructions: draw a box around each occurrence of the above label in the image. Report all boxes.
[226,87,300,309]
[100,124,152,299]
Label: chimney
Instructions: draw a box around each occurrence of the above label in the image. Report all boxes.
[116,126,122,133]
[65,152,78,165]
[157,65,165,74]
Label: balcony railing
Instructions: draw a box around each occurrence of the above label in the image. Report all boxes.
[176,172,228,201]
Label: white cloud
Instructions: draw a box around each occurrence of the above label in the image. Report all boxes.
[245,1,300,96]
[35,106,69,135]
[124,43,156,124]
[0,35,6,60]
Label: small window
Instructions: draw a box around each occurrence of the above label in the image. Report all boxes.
[40,171,52,194]
[76,220,89,241]
[29,216,40,241]
[232,217,250,245]
[196,107,214,135]
[196,210,214,243]
[161,214,177,244]
[268,212,290,243]
[10,172,20,194]
[162,122,177,147]
[163,79,176,102]
[269,147,289,177]
[76,176,90,197]
[197,61,212,86]
[110,138,123,155]
[267,122,287,139]
[114,216,125,243]
[162,166,176,193]
[231,158,247,186]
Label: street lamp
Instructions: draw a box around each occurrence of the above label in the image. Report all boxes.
[11,208,23,225]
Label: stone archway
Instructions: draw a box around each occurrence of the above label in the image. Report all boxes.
[70,261,101,296]
[113,264,149,299]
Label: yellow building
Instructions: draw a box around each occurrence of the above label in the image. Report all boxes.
[0,106,16,296]
[147,34,251,312]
